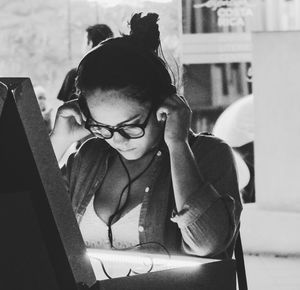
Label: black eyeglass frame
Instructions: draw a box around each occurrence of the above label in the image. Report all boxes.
[78,96,154,139]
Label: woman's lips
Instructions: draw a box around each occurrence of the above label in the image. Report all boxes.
[117,148,136,152]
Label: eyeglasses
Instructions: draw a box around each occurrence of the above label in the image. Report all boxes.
[78,97,153,139]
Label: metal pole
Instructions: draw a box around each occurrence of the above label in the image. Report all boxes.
[95,1,99,23]
[67,0,72,61]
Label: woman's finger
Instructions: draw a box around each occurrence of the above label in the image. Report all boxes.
[57,104,83,126]
[164,94,189,110]
[73,112,83,126]
[178,95,189,106]
[81,112,87,122]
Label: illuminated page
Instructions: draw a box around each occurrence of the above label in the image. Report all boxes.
[87,248,218,281]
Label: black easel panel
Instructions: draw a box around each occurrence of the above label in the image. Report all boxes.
[0,78,96,290]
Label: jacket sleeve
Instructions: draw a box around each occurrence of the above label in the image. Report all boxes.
[171,137,243,257]
[60,151,78,198]
[60,138,109,204]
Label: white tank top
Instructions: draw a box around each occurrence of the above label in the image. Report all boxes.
[79,195,141,249]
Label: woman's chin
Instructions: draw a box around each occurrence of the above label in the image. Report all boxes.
[117,148,143,160]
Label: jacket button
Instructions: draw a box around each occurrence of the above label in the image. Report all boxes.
[156,150,162,156]
[145,187,150,192]
[138,226,144,232]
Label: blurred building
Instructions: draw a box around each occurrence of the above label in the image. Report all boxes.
[179,0,300,261]
[180,0,300,132]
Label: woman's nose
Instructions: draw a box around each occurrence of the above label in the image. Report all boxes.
[112,131,128,145]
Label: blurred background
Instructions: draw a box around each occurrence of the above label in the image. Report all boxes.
[1,0,299,130]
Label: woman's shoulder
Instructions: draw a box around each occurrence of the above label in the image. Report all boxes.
[189,131,228,147]
[64,137,110,182]
[74,137,110,161]
[189,131,233,160]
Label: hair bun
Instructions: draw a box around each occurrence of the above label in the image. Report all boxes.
[129,13,160,54]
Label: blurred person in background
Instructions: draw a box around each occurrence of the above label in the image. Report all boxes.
[57,24,114,103]
[34,85,53,133]
[213,68,254,203]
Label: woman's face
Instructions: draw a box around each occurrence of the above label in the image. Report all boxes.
[85,88,163,160]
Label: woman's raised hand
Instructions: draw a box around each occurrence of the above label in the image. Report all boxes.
[156,94,192,148]
[51,100,90,147]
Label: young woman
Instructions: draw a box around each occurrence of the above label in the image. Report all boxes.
[50,13,242,259]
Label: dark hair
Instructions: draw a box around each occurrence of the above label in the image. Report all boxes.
[77,13,176,108]
[57,68,77,102]
[86,24,114,48]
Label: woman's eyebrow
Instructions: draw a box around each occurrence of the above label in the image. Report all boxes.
[117,114,141,126]
[90,114,141,126]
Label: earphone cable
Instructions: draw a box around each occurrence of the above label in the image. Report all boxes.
[107,149,159,248]
[94,240,170,279]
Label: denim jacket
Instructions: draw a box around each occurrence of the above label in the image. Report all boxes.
[64,133,242,259]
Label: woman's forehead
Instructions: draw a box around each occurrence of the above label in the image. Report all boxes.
[88,88,148,106]
[86,88,150,125]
